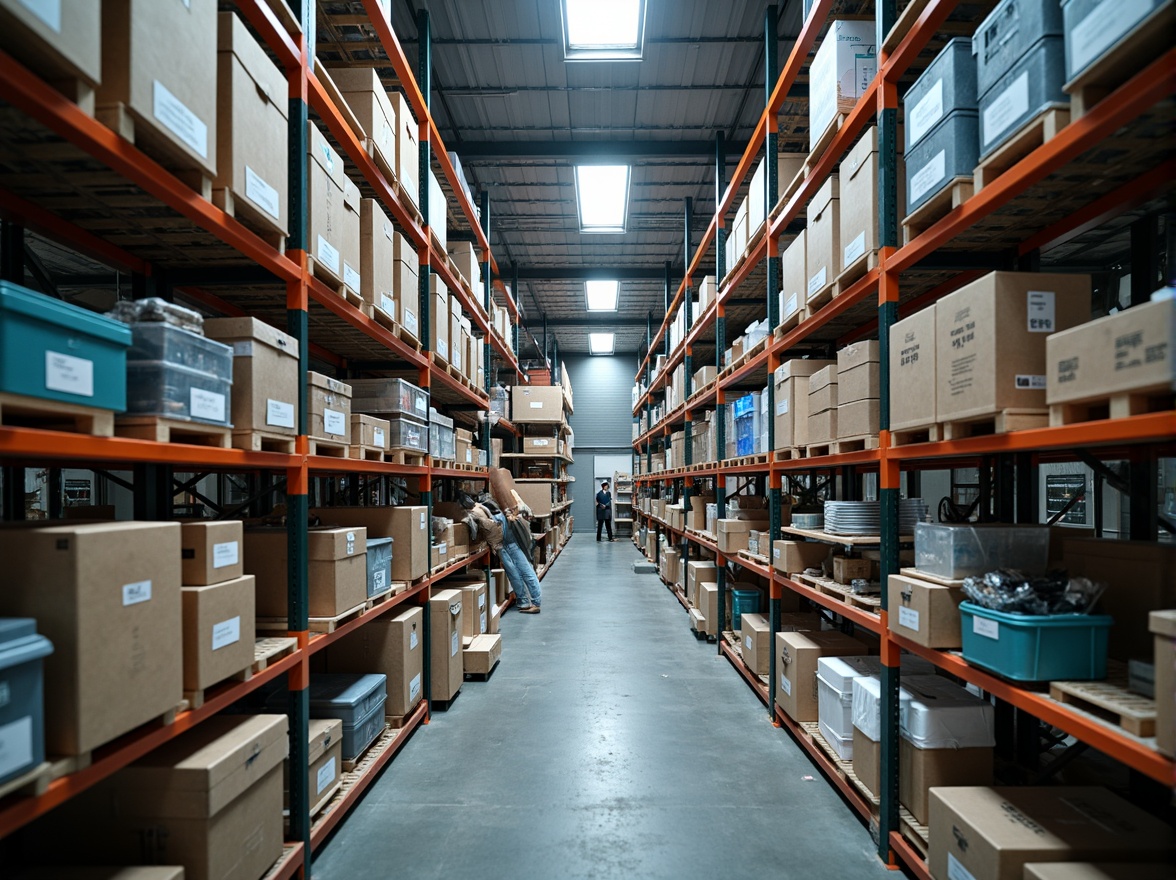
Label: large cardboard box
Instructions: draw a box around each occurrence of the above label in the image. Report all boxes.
[512,385,564,423]
[837,398,879,438]
[1047,297,1175,407]
[780,232,806,327]
[430,275,449,361]
[460,582,489,638]
[836,340,880,404]
[513,481,554,517]
[306,122,347,286]
[341,177,362,297]
[808,364,838,415]
[306,718,343,808]
[429,590,464,701]
[773,358,835,449]
[838,127,903,274]
[889,304,937,430]
[740,613,771,675]
[359,198,397,318]
[308,372,352,444]
[0,522,183,756]
[448,241,482,289]
[772,540,829,575]
[1024,865,1176,880]
[852,727,880,796]
[936,272,1091,422]
[686,560,717,606]
[180,574,255,692]
[215,12,287,236]
[774,630,867,722]
[388,90,419,205]
[324,606,423,718]
[463,633,502,676]
[806,177,840,303]
[328,66,397,187]
[928,787,1176,880]
[309,505,430,581]
[716,519,760,555]
[0,0,100,101]
[99,0,218,175]
[886,573,964,648]
[180,520,243,586]
[809,20,877,147]
[1152,610,1176,757]
[245,526,367,619]
[449,295,465,374]
[204,317,299,438]
[900,737,992,825]
[393,230,420,339]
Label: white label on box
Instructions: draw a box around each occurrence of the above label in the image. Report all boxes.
[122,579,152,606]
[843,231,866,267]
[373,569,387,591]
[776,398,789,416]
[343,263,361,293]
[947,853,979,880]
[779,673,792,696]
[807,266,827,297]
[381,293,396,316]
[532,439,550,446]
[453,349,462,369]
[910,149,946,204]
[324,408,346,436]
[346,531,356,554]
[909,79,944,145]
[316,757,336,795]
[785,292,798,317]
[374,427,386,447]
[317,236,340,274]
[973,616,1000,640]
[744,635,753,651]
[419,512,426,529]
[438,542,447,554]
[480,611,487,632]
[409,673,421,701]
[152,80,208,159]
[410,630,419,650]
[44,351,94,398]
[232,341,254,356]
[245,166,281,220]
[1015,374,1047,390]
[530,401,543,409]
[982,71,1028,147]
[267,399,295,428]
[213,541,239,568]
[1071,0,1149,75]
[404,308,418,334]
[383,220,394,241]
[211,616,241,651]
[491,602,500,618]
[18,0,61,31]
[451,631,459,656]
[773,547,781,559]
[437,340,448,358]
[190,388,226,422]
[1027,290,1055,333]
[898,606,920,632]
[465,449,472,463]
[0,716,33,780]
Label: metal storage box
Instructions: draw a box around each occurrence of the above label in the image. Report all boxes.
[904,38,977,152]
[387,414,429,452]
[914,522,1050,578]
[0,619,53,785]
[365,536,393,597]
[301,673,388,761]
[126,362,234,426]
[0,280,132,411]
[347,377,429,420]
[906,112,980,213]
[974,0,1065,98]
[1061,0,1171,80]
[978,37,1068,158]
[129,323,234,380]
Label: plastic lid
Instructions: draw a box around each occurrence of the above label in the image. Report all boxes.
[0,280,132,346]
[306,673,387,708]
[0,618,53,670]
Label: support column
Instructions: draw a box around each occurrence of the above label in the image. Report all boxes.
[417,7,435,713]
[481,192,493,465]
[713,133,728,651]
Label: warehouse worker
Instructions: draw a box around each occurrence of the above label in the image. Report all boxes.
[596,480,615,542]
[466,496,542,614]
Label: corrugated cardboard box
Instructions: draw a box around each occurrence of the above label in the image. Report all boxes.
[836,340,879,403]
[429,590,464,701]
[393,229,420,339]
[832,556,870,583]
[309,505,428,582]
[808,364,838,414]
[306,122,347,286]
[359,198,397,318]
[428,168,447,251]
[1024,864,1176,880]
[351,414,390,450]
[774,630,867,722]
[780,231,806,326]
[17,869,186,879]
[245,526,366,618]
[388,90,418,205]
[772,540,829,575]
[809,19,877,147]
[512,385,564,423]
[698,582,719,636]
[686,560,717,607]
[448,241,481,288]
[740,612,771,675]
[0,521,183,756]
[324,606,423,718]
[806,178,840,304]
[180,574,255,692]
[889,303,937,430]
[838,127,903,274]
[204,317,299,438]
[305,718,343,808]
[514,481,554,517]
[328,66,397,186]
[460,582,488,638]
[936,272,1091,422]
[181,520,243,586]
[430,275,449,361]
[716,519,760,555]
[773,358,835,449]
[0,0,100,104]
[463,633,502,676]
[886,573,964,648]
[749,154,808,233]
[308,371,352,444]
[341,177,362,297]
[837,398,879,438]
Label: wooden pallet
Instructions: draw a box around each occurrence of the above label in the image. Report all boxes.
[253,637,298,672]
[307,255,348,299]
[807,112,848,168]
[385,703,424,731]
[366,587,395,609]
[307,437,349,458]
[309,779,343,819]
[901,811,931,859]
[796,572,883,613]
[342,723,393,773]
[737,549,771,567]
[0,393,114,436]
[257,601,366,635]
[233,429,298,454]
[805,276,836,314]
[974,106,1071,192]
[1049,388,1176,427]
[808,434,880,457]
[835,249,880,291]
[940,408,1049,441]
[386,447,428,466]
[95,102,213,195]
[210,186,287,254]
[725,453,770,468]
[183,666,252,711]
[902,177,975,243]
[775,302,808,336]
[899,567,966,588]
[773,446,807,461]
[116,416,232,447]
[890,423,942,446]
[1050,666,1156,737]
[348,443,386,462]
[47,752,92,782]
[0,761,51,802]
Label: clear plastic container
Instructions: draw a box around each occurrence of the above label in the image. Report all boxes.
[430,423,456,460]
[387,414,429,452]
[129,323,233,380]
[347,377,429,419]
[914,522,1050,578]
[125,361,233,426]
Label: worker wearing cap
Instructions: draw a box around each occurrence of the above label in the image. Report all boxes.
[596,480,614,542]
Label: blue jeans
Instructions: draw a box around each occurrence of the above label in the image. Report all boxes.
[496,515,541,607]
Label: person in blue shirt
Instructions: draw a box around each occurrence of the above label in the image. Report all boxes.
[596,480,614,542]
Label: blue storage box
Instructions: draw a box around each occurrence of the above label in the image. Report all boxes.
[1061,0,1171,80]
[365,536,393,598]
[978,36,1068,159]
[974,0,1065,98]
[731,589,761,630]
[0,618,54,785]
[906,111,981,213]
[0,280,131,411]
[959,602,1113,682]
[905,38,977,152]
[732,394,756,418]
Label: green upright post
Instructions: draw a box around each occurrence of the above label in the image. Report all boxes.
[417,7,435,713]
[481,192,493,466]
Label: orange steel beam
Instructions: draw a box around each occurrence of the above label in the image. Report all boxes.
[889,833,932,880]
[768,0,835,115]
[776,268,880,352]
[883,0,961,83]
[236,0,301,71]
[360,0,427,125]
[720,638,771,704]
[307,581,431,655]
[717,233,769,307]
[307,456,430,477]
[427,118,490,255]
[778,575,884,633]
[778,447,883,473]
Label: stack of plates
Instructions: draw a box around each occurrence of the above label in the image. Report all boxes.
[792,511,824,530]
[900,498,929,534]
[824,501,880,536]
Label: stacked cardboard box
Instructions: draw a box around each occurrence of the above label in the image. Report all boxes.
[806,365,838,445]
[836,341,879,439]
[773,358,835,450]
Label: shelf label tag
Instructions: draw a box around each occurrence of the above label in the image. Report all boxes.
[807,266,827,298]
[1014,374,1047,390]
[316,757,337,795]
[316,235,340,274]
[843,231,866,267]
[409,673,421,701]
[324,408,346,436]
[152,80,208,159]
[908,79,943,146]
[211,615,241,651]
[898,606,920,632]
[1071,0,1149,75]
[213,541,239,569]
[1027,290,1055,333]
[911,149,946,204]
[374,427,386,448]
[245,166,281,220]
[122,579,152,606]
[0,717,33,780]
[779,673,792,696]
[343,263,361,293]
[190,388,225,422]
[18,0,61,31]
[982,71,1028,147]
[267,399,295,428]
[947,854,978,880]
[45,350,94,398]
[973,616,1000,640]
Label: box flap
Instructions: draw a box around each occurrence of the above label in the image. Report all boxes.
[1151,609,1176,638]
[308,717,344,765]
[218,12,288,123]
[809,365,838,391]
[308,526,367,561]
[308,371,352,396]
[775,358,836,382]
[307,122,345,186]
[204,316,299,359]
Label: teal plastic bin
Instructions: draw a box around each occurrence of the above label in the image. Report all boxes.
[0,619,54,785]
[0,281,131,411]
[959,602,1113,682]
[731,589,762,630]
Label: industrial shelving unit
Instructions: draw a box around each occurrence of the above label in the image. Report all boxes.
[0,1,555,875]
[613,472,634,538]
[630,0,1174,873]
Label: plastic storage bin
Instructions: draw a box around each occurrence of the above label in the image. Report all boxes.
[387,414,429,452]
[1061,0,1170,80]
[429,409,456,460]
[978,37,1068,157]
[125,362,233,426]
[905,38,978,152]
[817,673,856,760]
[906,111,980,212]
[974,0,1065,97]
[347,377,429,420]
[305,673,388,761]
[365,537,393,598]
[0,618,54,785]
[129,323,233,380]
[0,280,132,411]
[914,522,1050,578]
[959,602,1114,681]
[731,589,761,630]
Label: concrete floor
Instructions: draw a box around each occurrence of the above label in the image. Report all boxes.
[312,537,892,880]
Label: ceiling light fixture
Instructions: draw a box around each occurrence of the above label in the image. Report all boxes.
[561,0,646,61]
[575,165,630,233]
[585,280,619,312]
[589,332,615,355]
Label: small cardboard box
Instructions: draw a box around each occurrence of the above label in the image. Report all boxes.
[215,12,288,236]
[772,540,829,575]
[852,727,880,796]
[1152,610,1176,757]
[698,582,719,637]
[749,154,808,234]
[808,406,837,445]
[523,435,557,453]
[774,630,867,722]
[889,304,937,430]
[99,0,218,175]
[887,573,964,648]
[936,272,1091,422]
[359,198,398,317]
[429,590,464,701]
[778,232,807,329]
[449,294,463,373]
[928,787,1176,880]
[309,505,429,582]
[180,520,243,586]
[204,317,299,437]
[836,339,880,403]
[328,66,397,186]
[341,177,362,297]
[773,358,835,449]
[448,240,481,288]
[805,176,839,303]
[351,414,390,451]
[694,364,718,389]
[428,278,449,362]
[463,633,502,676]
[308,372,352,444]
[460,582,489,638]
[178,574,255,691]
[388,90,419,205]
[306,717,343,807]
[740,612,771,675]
[306,122,347,286]
[838,127,903,273]
[512,385,564,423]
[807,364,838,414]
[0,0,100,98]
[686,560,717,607]
[324,606,423,718]
[832,556,870,584]
[716,519,757,555]
[837,398,879,438]
[245,526,366,619]
[0,521,183,756]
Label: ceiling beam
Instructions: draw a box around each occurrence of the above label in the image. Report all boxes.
[459,140,747,160]
[501,266,690,281]
[541,317,653,327]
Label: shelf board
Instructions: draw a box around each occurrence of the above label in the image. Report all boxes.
[500,452,574,463]
[780,527,913,546]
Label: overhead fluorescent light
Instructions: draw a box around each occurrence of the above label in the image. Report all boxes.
[585,280,619,311]
[590,332,615,355]
[575,165,630,234]
[561,0,646,61]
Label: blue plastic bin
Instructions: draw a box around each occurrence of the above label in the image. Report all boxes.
[731,590,762,630]
[959,602,1113,682]
[0,619,54,785]
[366,536,393,598]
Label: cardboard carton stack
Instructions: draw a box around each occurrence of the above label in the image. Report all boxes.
[836,341,880,440]
[806,365,838,447]
[773,358,835,451]
[246,526,367,621]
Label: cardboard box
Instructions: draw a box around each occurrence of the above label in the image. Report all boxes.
[204,317,299,438]
[779,231,806,326]
[359,198,398,317]
[448,240,481,288]
[806,176,840,303]
[887,573,964,648]
[180,574,255,693]
[244,526,366,619]
[308,372,352,444]
[838,127,903,273]
[324,606,423,718]
[460,582,489,638]
[99,0,218,175]
[807,364,838,414]
[17,869,186,880]
[180,520,243,586]
[694,364,717,389]
[523,435,558,453]
[1047,297,1175,406]
[1152,610,1176,757]
[341,177,362,296]
[837,398,879,438]
[900,737,992,825]
[328,66,397,187]
[928,787,1176,880]
[351,414,390,450]
[512,385,564,423]
[773,358,835,449]
[306,122,347,286]
[716,519,760,555]
[1024,865,1176,880]
[306,717,343,807]
[688,494,715,531]
[513,481,554,517]
[686,560,717,607]
[809,19,877,146]
[309,505,429,582]
[429,589,464,701]
[937,272,1091,422]
[0,521,183,756]
[449,294,463,373]
[740,613,771,675]
[852,727,880,795]
[463,633,502,676]
[774,630,867,722]
[772,540,829,575]
[215,12,288,236]
[0,0,100,98]
[749,154,809,234]
[698,582,718,637]
[430,275,449,361]
[393,230,420,338]
[832,556,870,584]
[889,304,937,430]
[388,90,419,205]
[428,168,447,252]
[836,339,880,401]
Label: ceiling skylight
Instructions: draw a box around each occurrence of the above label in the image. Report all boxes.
[575,165,630,234]
[589,332,615,355]
[586,280,619,312]
[561,0,646,61]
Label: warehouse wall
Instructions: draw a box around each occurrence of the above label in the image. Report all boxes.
[563,355,637,532]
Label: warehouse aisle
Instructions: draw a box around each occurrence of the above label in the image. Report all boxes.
[312,539,890,880]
